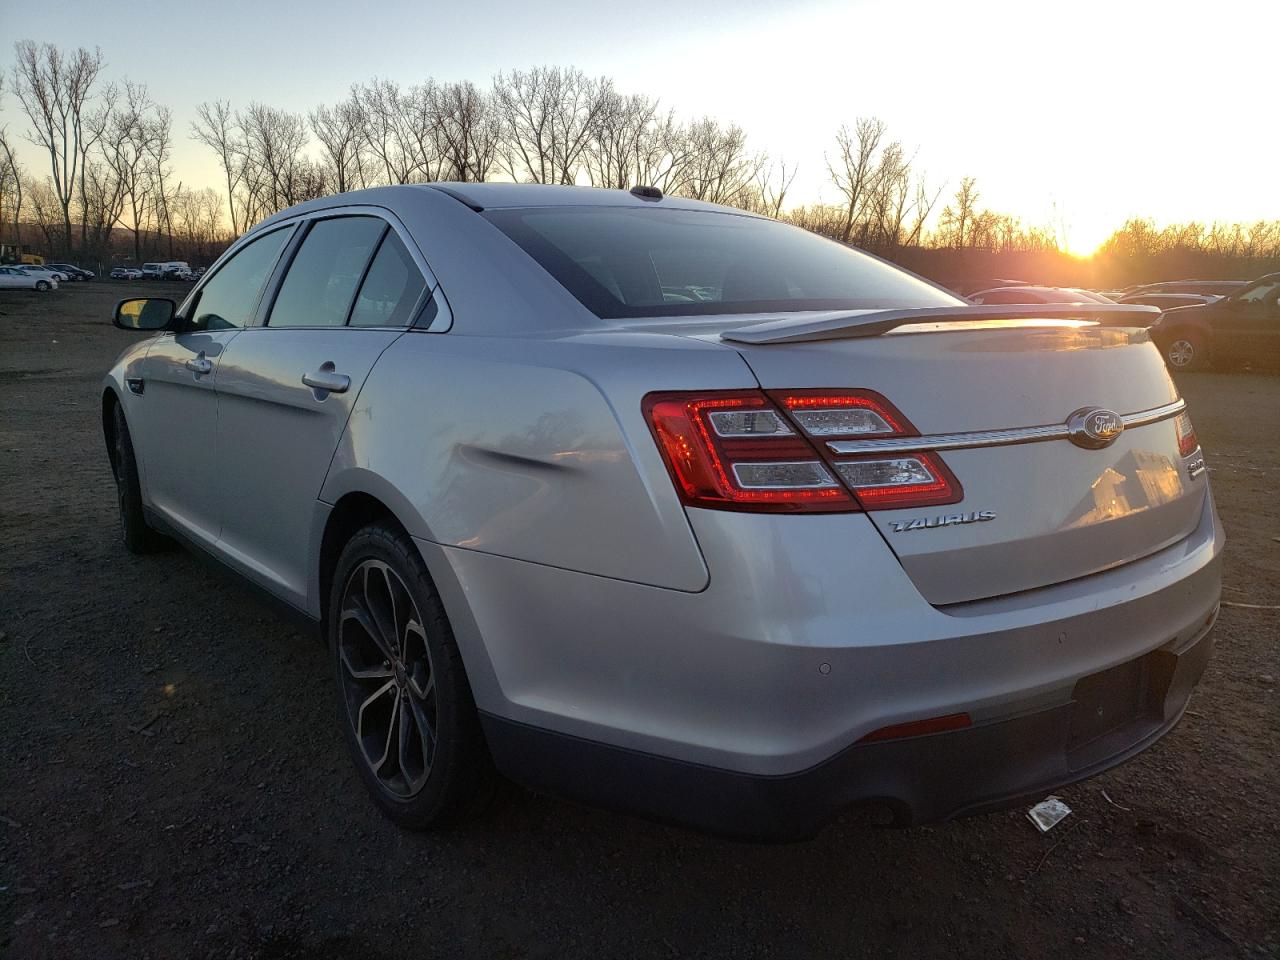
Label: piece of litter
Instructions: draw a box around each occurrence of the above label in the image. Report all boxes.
[1101,789,1131,812]
[1028,796,1072,832]
[1221,601,1280,610]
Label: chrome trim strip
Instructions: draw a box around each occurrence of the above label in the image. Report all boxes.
[826,399,1186,455]
[1119,399,1187,429]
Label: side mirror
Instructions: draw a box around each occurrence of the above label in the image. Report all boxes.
[114,297,176,331]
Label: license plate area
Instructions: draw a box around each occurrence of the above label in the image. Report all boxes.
[1067,651,1175,762]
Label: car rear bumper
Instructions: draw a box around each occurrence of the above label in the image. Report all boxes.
[420,488,1223,837]
[480,615,1214,839]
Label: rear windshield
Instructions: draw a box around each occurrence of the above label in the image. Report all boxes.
[483,206,960,319]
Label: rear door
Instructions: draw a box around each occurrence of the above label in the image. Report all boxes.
[133,225,294,546]
[212,214,433,608]
[731,319,1206,605]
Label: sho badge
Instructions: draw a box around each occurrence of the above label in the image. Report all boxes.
[890,510,996,533]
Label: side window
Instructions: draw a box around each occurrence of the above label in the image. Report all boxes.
[1237,279,1280,304]
[348,231,429,327]
[189,227,293,332]
[267,216,385,328]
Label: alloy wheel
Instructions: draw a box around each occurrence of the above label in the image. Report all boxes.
[1168,339,1195,368]
[338,559,438,798]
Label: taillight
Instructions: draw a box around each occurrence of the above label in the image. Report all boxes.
[772,391,962,510]
[643,389,962,512]
[1175,411,1198,457]
[643,392,855,512]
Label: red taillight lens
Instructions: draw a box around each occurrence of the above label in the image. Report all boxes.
[1175,411,1198,457]
[774,390,961,510]
[644,392,856,512]
[643,389,963,512]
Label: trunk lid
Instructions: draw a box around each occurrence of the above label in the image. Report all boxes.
[715,316,1205,605]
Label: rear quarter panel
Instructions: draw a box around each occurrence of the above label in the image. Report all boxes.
[320,329,758,592]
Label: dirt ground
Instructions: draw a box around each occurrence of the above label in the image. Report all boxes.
[1,282,1277,960]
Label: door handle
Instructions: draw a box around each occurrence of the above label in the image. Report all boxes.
[185,357,213,375]
[301,369,351,394]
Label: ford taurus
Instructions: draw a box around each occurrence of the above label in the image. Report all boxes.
[102,184,1222,839]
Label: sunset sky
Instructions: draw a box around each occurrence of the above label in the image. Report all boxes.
[2,0,1275,255]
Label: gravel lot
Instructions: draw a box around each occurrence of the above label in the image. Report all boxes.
[1,281,1277,960]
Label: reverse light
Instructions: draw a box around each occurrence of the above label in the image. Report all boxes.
[644,389,963,513]
[1175,411,1199,457]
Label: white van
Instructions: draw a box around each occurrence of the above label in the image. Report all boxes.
[141,261,192,280]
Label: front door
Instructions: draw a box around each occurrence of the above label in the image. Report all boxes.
[133,225,295,546]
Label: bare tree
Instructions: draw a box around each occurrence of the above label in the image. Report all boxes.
[828,118,886,244]
[0,75,26,252]
[432,81,500,182]
[240,102,314,214]
[903,176,941,248]
[492,66,610,184]
[755,159,797,219]
[310,96,368,193]
[192,101,249,234]
[148,106,177,255]
[23,174,65,251]
[583,90,661,189]
[10,41,105,253]
[938,176,980,248]
[675,118,762,206]
[172,185,226,262]
[92,81,157,262]
[353,80,424,184]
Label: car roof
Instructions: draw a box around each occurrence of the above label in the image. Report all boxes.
[260,182,756,225]
[425,182,750,214]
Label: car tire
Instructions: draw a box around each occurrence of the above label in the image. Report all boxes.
[1164,332,1207,372]
[35,280,50,292]
[328,522,493,830]
[109,404,169,553]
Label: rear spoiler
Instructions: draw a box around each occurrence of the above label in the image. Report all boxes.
[720,303,1161,345]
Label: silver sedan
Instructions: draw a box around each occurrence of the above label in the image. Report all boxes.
[102,184,1222,839]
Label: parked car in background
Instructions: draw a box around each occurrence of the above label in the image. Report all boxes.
[1118,293,1218,311]
[0,265,57,290]
[1122,280,1247,299]
[1151,273,1280,370]
[112,267,143,280]
[48,262,95,281]
[947,278,1030,297]
[968,285,1112,304]
[101,183,1221,840]
[19,264,68,283]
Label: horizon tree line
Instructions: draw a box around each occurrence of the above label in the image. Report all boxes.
[2,40,1279,285]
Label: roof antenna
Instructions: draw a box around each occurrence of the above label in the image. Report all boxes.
[630,185,663,201]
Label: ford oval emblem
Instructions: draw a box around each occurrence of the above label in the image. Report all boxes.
[1067,407,1125,449]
